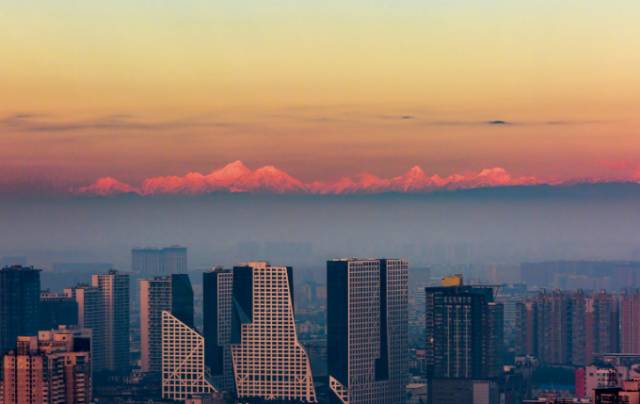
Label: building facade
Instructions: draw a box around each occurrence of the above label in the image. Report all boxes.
[516,290,619,366]
[327,258,408,404]
[424,278,503,380]
[39,291,78,331]
[229,261,316,403]
[203,268,235,392]
[0,266,40,357]
[132,246,187,275]
[161,311,215,401]
[66,270,129,374]
[1,327,92,404]
[92,270,130,373]
[424,276,503,404]
[64,285,103,372]
[620,290,640,354]
[140,274,194,373]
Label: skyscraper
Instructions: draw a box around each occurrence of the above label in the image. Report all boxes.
[92,270,130,373]
[620,290,640,353]
[203,268,235,392]
[327,258,408,404]
[516,290,620,366]
[140,274,194,373]
[2,327,92,404]
[229,261,316,402]
[64,284,104,372]
[132,246,187,275]
[424,276,503,404]
[140,277,171,374]
[162,246,188,275]
[0,265,41,358]
[39,290,78,331]
[161,311,215,401]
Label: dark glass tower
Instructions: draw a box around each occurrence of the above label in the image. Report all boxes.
[170,274,194,327]
[327,258,408,404]
[0,265,41,357]
[424,277,503,404]
[39,291,79,330]
[424,281,503,379]
[203,268,235,392]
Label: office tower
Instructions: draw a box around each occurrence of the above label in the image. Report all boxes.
[132,248,162,275]
[230,261,316,403]
[92,270,130,373]
[161,311,215,401]
[162,246,188,274]
[64,284,103,372]
[203,268,235,392]
[132,246,188,275]
[621,290,640,353]
[140,277,171,374]
[424,276,502,404]
[140,274,194,373]
[0,266,41,357]
[39,290,78,330]
[1,327,92,404]
[424,275,503,379]
[327,258,408,404]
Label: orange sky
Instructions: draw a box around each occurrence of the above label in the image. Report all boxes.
[1,1,640,189]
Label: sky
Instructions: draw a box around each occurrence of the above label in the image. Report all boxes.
[2,1,640,193]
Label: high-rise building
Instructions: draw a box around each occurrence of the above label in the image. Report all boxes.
[162,246,188,275]
[424,276,503,380]
[228,261,316,402]
[424,276,503,404]
[203,268,235,392]
[64,285,103,372]
[66,271,129,374]
[132,246,187,275]
[620,290,640,353]
[516,290,619,366]
[161,311,215,401]
[1,326,92,404]
[140,277,171,374]
[327,258,408,404]
[92,270,130,373]
[0,265,41,358]
[39,290,78,331]
[140,274,194,373]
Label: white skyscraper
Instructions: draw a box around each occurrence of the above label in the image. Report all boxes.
[161,310,215,401]
[229,261,317,403]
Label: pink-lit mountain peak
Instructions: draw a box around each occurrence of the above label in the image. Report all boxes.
[232,165,307,193]
[208,160,251,180]
[75,161,550,196]
[77,177,138,196]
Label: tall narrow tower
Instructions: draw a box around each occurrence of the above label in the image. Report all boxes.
[92,270,130,373]
[327,258,409,404]
[0,266,41,358]
[203,268,235,392]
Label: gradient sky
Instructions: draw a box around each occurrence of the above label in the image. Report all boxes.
[2,1,640,189]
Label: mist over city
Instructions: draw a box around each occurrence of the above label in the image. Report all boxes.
[4,1,640,403]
